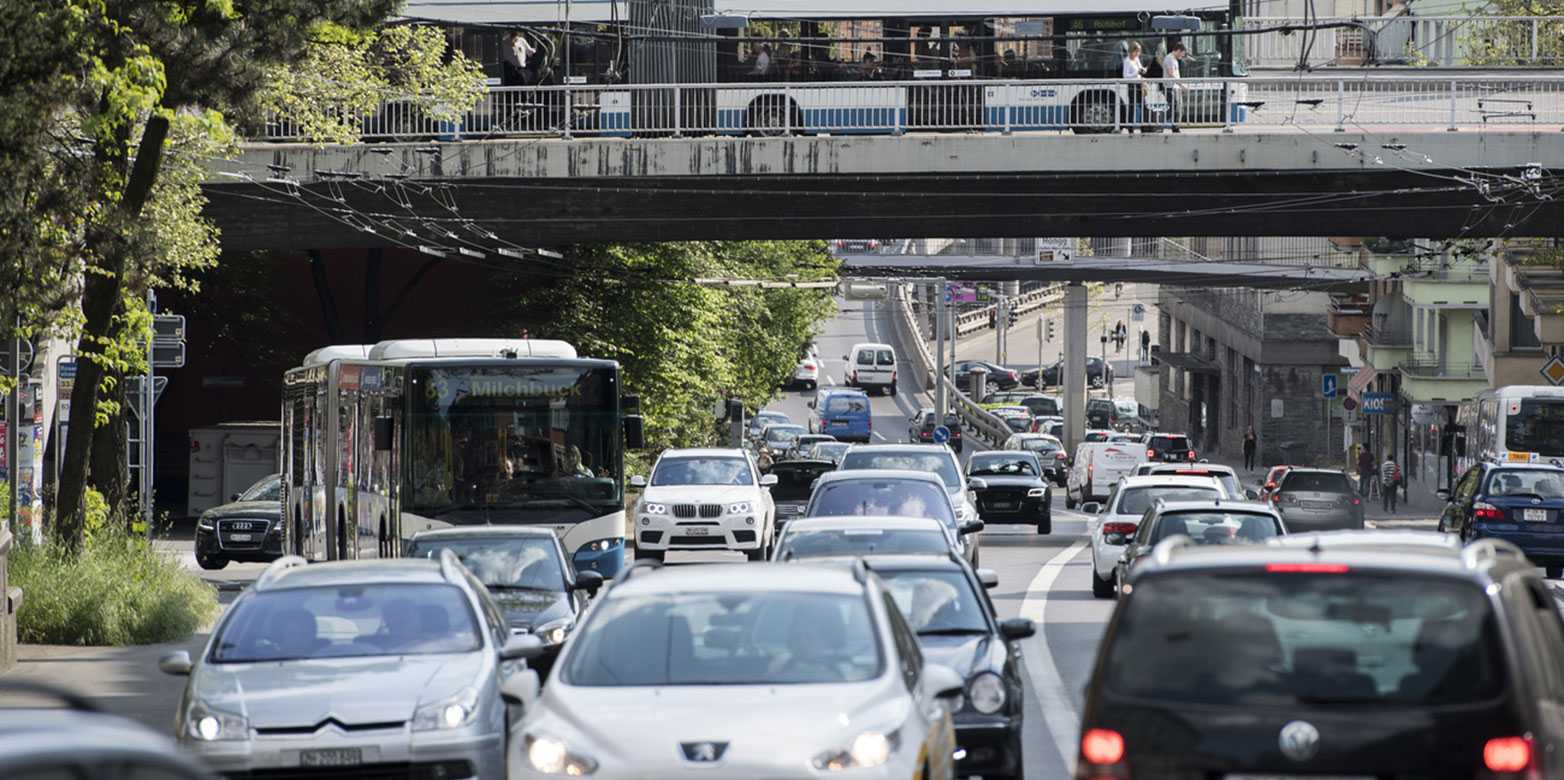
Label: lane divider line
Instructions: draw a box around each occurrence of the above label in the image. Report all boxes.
[1018,537,1089,773]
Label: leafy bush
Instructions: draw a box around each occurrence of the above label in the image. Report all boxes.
[11,522,219,646]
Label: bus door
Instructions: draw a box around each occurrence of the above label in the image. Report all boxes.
[903,21,985,131]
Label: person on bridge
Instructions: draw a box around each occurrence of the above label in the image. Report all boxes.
[1121,43,1147,132]
[1161,42,1187,132]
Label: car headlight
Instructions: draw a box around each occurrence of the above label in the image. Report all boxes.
[526,733,599,775]
[813,730,901,771]
[954,506,969,521]
[641,502,667,515]
[185,702,249,742]
[579,538,619,553]
[536,617,574,646]
[727,502,752,515]
[1027,488,1047,498]
[967,672,1007,714]
[411,686,479,732]
[197,515,215,531]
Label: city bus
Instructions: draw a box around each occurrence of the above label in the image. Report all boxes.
[408,0,1248,136]
[280,339,644,577]
[1454,386,1564,474]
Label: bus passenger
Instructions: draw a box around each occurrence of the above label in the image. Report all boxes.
[750,43,773,77]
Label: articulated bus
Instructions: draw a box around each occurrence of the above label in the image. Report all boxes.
[281,339,644,577]
[1454,386,1564,474]
[410,0,1248,135]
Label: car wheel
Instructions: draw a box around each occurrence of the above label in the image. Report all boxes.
[638,548,666,563]
[746,545,767,562]
[1549,566,1563,580]
[1038,511,1051,535]
[1091,567,1116,599]
[196,553,228,571]
[889,383,898,397]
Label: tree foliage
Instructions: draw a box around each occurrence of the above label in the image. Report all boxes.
[1459,2,1564,66]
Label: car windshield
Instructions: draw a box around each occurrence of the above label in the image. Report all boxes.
[1148,512,1283,545]
[752,413,789,431]
[809,480,955,527]
[239,476,282,502]
[211,584,482,663]
[969,454,1039,477]
[1151,469,1240,498]
[765,426,806,444]
[811,443,851,463]
[1282,472,1354,494]
[1022,398,1060,416]
[1114,486,1221,516]
[1507,399,1564,456]
[768,463,834,501]
[1020,438,1062,454]
[778,527,950,559]
[824,395,869,414]
[407,536,564,591]
[840,451,961,489]
[1104,573,1503,707]
[1486,469,1564,498]
[653,457,753,486]
[563,591,883,686]
[879,570,989,634]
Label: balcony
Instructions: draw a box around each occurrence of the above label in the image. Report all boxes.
[1359,324,1411,373]
[1398,359,1490,404]
[1503,244,1564,345]
[1401,266,1489,309]
[1327,295,1372,338]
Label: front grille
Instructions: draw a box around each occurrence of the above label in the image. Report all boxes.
[733,530,757,543]
[673,504,697,518]
[218,518,270,549]
[255,719,404,736]
[638,531,663,545]
[699,504,723,518]
[225,760,474,780]
[670,535,727,546]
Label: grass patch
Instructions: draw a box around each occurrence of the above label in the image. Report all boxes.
[11,523,219,646]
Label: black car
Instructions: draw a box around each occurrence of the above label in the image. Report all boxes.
[909,408,964,453]
[952,360,1021,393]
[764,457,839,527]
[1144,432,1197,463]
[1082,531,1564,779]
[1086,398,1118,430]
[863,554,1035,780]
[194,473,283,570]
[967,451,1052,533]
[1437,461,1564,578]
[406,527,603,677]
[1025,356,1113,389]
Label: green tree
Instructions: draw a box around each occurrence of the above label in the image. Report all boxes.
[1459,2,1564,66]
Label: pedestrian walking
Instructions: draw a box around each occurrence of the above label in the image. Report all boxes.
[1161,42,1187,132]
[1380,454,1402,512]
[1121,42,1147,132]
[1357,446,1376,497]
[1242,425,1257,471]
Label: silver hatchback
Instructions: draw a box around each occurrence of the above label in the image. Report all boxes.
[160,553,543,779]
[1272,468,1365,531]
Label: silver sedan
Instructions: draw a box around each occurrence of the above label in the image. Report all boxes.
[160,553,542,779]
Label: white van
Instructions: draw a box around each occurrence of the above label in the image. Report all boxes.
[844,342,898,396]
[1066,440,1147,509]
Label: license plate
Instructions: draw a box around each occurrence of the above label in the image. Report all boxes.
[990,502,1015,510]
[301,749,362,767]
[1303,501,1335,511]
[228,533,252,542]
[1525,508,1550,522]
[684,527,710,536]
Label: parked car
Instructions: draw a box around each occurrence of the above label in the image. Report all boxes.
[1082,532,1564,779]
[809,388,872,442]
[844,342,897,395]
[953,360,1020,393]
[1438,461,1564,577]
[406,527,603,678]
[1002,433,1069,485]
[1269,467,1364,532]
[1085,475,1225,598]
[194,473,283,570]
[908,408,964,453]
[1026,356,1113,389]
[967,451,1053,533]
[510,561,964,779]
[1111,499,1285,595]
[630,448,778,562]
[162,554,544,779]
[0,680,215,780]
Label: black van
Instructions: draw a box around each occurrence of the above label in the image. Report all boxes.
[1079,532,1564,779]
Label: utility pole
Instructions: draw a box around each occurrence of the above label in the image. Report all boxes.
[5,317,18,533]
[996,296,1007,365]
[1062,283,1088,452]
[1036,313,1044,389]
[934,278,947,421]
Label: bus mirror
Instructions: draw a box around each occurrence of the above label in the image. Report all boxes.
[1454,435,1467,457]
[621,394,642,414]
[373,416,395,451]
[624,414,646,450]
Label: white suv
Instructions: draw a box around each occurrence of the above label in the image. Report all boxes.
[1084,474,1225,600]
[630,449,777,562]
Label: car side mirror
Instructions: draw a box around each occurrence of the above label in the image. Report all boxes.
[500,633,545,662]
[158,650,193,676]
[573,570,605,596]
[229,492,240,502]
[1081,502,1102,515]
[967,477,988,491]
[959,519,985,536]
[977,568,1000,589]
[1245,489,1259,501]
[999,617,1036,641]
[920,663,965,701]
[841,354,850,361]
[628,475,647,488]
[1436,488,1451,502]
[760,474,778,487]
[500,668,542,707]
[373,415,395,452]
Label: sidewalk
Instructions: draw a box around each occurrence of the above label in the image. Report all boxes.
[1224,462,1445,526]
[2,635,208,729]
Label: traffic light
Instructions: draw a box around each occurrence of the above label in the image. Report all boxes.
[988,310,997,329]
[1007,309,1018,328]
[1045,320,1056,342]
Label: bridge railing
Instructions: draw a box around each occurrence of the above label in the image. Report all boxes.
[890,284,1014,447]
[1243,16,1564,70]
[257,75,1564,142]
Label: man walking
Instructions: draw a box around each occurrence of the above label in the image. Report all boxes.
[1380,454,1402,512]
[1161,42,1187,132]
[1242,425,1257,472]
[1357,446,1376,497]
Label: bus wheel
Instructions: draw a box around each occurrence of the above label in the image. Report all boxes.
[747,97,803,137]
[1070,92,1120,134]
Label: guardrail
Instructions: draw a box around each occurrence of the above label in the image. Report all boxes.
[891,284,1014,448]
[952,284,1064,338]
[258,75,1564,142]
[1243,16,1564,70]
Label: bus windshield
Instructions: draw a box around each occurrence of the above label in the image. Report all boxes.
[404,365,621,518]
[1507,399,1564,457]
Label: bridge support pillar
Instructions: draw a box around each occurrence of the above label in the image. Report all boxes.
[1062,282,1088,454]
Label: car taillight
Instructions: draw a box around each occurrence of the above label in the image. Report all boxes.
[1474,502,1505,521]
[1349,497,1361,506]
[804,362,815,370]
[1484,736,1532,773]
[1270,493,1283,504]
[850,371,857,382]
[1146,448,1155,458]
[1080,728,1125,766]
[1101,521,1137,536]
[1266,563,1350,573]
[1187,450,1197,460]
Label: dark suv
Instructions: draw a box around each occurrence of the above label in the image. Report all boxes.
[1081,532,1564,780]
[1144,433,1196,463]
[909,408,964,453]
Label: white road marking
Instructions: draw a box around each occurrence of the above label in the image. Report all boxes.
[1019,536,1089,773]
[826,376,836,386]
[872,431,887,442]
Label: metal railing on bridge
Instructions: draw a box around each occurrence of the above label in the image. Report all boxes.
[258,75,1564,143]
[1242,16,1564,70]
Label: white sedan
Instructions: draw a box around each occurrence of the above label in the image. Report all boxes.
[1083,475,1225,599]
[630,449,777,561]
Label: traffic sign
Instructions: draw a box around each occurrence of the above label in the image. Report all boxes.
[1363,392,1394,415]
[1130,303,1146,323]
[1321,373,1338,399]
[1342,396,1359,411]
[932,425,951,444]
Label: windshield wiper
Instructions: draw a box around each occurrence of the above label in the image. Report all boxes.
[917,627,990,636]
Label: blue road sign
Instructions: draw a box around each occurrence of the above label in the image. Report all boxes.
[1321,373,1338,399]
[933,425,951,444]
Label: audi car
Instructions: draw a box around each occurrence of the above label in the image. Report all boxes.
[194,473,283,570]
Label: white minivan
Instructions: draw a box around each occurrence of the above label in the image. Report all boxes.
[844,342,898,396]
[1066,441,1147,509]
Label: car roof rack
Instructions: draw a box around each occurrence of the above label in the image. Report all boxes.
[1462,538,1528,571]
[618,558,663,582]
[255,555,307,588]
